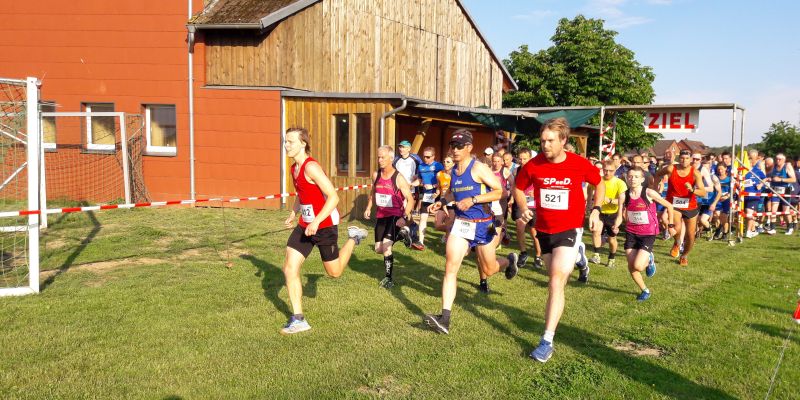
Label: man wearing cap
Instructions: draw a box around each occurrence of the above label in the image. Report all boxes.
[483,147,495,166]
[423,129,519,335]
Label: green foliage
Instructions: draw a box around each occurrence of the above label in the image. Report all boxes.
[754,121,800,158]
[503,15,659,154]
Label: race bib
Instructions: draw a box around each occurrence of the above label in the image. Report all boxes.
[742,179,754,187]
[450,219,476,240]
[424,184,435,190]
[774,186,786,194]
[672,197,690,209]
[540,189,569,210]
[300,204,315,223]
[422,192,436,203]
[375,193,393,208]
[627,210,649,225]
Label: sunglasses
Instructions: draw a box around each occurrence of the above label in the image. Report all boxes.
[424,155,434,159]
[449,142,466,150]
[692,158,701,161]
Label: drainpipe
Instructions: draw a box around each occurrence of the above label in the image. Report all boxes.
[379,99,407,146]
[187,12,196,199]
[280,97,286,207]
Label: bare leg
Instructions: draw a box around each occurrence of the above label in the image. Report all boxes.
[626,249,650,291]
[321,238,356,278]
[283,247,307,315]
[542,246,578,333]
[441,236,469,311]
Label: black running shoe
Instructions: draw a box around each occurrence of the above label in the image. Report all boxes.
[534,256,543,269]
[479,281,490,294]
[505,253,519,279]
[517,251,529,268]
[399,226,412,248]
[423,314,450,334]
[578,266,589,283]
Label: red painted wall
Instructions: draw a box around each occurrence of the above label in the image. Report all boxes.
[0,1,283,205]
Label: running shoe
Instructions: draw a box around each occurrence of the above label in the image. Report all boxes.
[530,339,554,363]
[637,290,651,302]
[786,228,795,235]
[590,253,601,264]
[645,253,656,278]
[713,231,724,241]
[399,226,412,248]
[607,259,616,268]
[423,314,450,334]
[706,231,715,241]
[478,281,490,294]
[505,253,519,279]
[662,229,671,241]
[679,255,688,267]
[347,226,368,245]
[411,242,426,251]
[766,227,777,235]
[518,251,529,268]
[534,256,543,269]
[379,277,394,289]
[745,230,758,239]
[280,316,311,335]
[578,265,589,283]
[576,242,588,269]
[756,225,764,234]
[669,243,680,258]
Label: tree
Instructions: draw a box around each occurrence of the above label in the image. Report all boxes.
[503,15,658,154]
[754,121,800,158]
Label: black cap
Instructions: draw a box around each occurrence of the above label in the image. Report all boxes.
[450,129,473,145]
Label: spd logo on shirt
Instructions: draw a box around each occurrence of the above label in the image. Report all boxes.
[542,177,572,186]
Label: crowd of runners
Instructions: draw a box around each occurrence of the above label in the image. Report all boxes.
[277,120,799,363]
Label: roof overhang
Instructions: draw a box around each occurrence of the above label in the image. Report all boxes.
[510,103,746,112]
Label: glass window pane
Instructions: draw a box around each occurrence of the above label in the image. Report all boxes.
[335,114,349,175]
[355,114,371,172]
[41,103,56,144]
[89,103,115,145]
[149,105,176,147]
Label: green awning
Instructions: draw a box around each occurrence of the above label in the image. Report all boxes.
[469,108,599,135]
[534,109,600,127]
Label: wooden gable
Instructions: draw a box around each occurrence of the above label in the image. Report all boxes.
[200,0,512,108]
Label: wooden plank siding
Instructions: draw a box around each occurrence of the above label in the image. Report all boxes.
[204,0,504,108]
[284,97,394,220]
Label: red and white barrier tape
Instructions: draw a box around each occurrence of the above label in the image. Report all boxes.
[738,192,800,198]
[739,210,798,217]
[0,184,373,218]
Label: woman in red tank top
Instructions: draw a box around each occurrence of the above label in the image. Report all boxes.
[653,149,707,267]
[279,128,367,335]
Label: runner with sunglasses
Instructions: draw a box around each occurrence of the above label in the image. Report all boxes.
[423,129,519,334]
[415,147,444,250]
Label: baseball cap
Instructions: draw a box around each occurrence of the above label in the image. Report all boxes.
[449,130,473,146]
[398,140,411,148]
[484,147,494,156]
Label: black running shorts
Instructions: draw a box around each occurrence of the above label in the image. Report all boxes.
[535,228,581,255]
[623,232,656,252]
[600,213,620,237]
[677,208,700,219]
[375,216,403,243]
[287,225,339,262]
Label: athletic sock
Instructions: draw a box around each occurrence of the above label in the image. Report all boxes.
[292,313,305,321]
[384,255,394,279]
[593,245,600,253]
[643,288,650,293]
[441,309,451,324]
[608,252,616,260]
[542,330,555,344]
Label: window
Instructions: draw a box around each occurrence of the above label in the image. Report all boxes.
[41,102,56,150]
[84,103,115,151]
[333,113,373,177]
[334,114,349,175]
[145,104,177,155]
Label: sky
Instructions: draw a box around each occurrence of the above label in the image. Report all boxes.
[461,0,800,147]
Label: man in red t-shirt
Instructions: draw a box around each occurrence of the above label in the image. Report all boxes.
[513,117,604,363]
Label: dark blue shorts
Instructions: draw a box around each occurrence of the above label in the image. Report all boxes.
[450,218,496,249]
[745,198,761,211]
[717,199,731,215]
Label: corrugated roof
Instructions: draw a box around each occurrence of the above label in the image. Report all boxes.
[189,0,302,25]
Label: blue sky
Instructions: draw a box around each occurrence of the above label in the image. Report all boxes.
[462,0,800,147]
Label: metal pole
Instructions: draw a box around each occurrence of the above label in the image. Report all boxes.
[119,113,131,204]
[728,106,736,242]
[25,77,40,293]
[38,107,48,229]
[598,106,605,158]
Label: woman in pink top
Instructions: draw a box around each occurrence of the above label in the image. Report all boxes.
[623,167,674,302]
[364,145,415,289]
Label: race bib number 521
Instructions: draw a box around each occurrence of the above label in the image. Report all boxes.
[540,189,569,210]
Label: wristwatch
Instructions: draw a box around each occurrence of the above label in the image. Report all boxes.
[471,196,479,205]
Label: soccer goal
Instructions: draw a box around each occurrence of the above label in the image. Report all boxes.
[0,77,40,296]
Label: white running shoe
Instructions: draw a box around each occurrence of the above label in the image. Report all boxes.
[347,226,368,245]
[745,230,758,239]
[785,228,794,235]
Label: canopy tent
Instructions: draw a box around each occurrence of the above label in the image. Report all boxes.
[468,108,599,134]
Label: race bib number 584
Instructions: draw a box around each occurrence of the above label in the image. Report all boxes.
[540,189,569,210]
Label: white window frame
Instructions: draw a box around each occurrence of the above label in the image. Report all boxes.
[85,103,115,151]
[145,104,177,155]
[40,102,56,150]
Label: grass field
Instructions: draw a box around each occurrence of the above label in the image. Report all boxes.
[1,206,798,399]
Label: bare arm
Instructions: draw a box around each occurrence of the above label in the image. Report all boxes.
[647,188,674,215]
[472,162,503,204]
[651,165,671,190]
[692,169,707,197]
[396,174,415,219]
[303,161,339,233]
[363,172,377,219]
[709,176,721,209]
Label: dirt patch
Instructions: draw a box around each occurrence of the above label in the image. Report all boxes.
[40,257,163,279]
[43,238,68,250]
[612,341,664,357]
[357,376,410,398]
[155,236,173,248]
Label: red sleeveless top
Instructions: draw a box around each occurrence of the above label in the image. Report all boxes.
[666,166,697,210]
[292,157,339,229]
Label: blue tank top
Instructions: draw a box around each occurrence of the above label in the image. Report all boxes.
[451,159,491,220]
[719,175,731,195]
[418,161,444,188]
[770,165,790,189]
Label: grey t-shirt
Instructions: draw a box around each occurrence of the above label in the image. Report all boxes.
[394,156,418,183]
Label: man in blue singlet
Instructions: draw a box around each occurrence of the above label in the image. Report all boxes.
[414,146,444,250]
[423,129,519,334]
[764,153,797,234]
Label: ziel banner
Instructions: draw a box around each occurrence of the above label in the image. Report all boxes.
[643,109,699,133]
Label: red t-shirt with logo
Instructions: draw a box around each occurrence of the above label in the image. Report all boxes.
[515,152,601,234]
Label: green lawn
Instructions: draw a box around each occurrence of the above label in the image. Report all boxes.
[1,206,798,399]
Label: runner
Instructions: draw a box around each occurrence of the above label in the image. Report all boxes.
[394,140,422,243]
[790,158,800,235]
[433,153,456,241]
[514,148,544,270]
[490,152,513,247]
[653,149,706,266]
[364,145,415,289]
[711,163,733,240]
[764,153,796,234]
[512,117,604,363]
[697,156,721,239]
[423,129,519,334]
[590,160,626,268]
[414,147,444,250]
[743,149,767,238]
[622,167,674,301]
[280,127,368,335]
